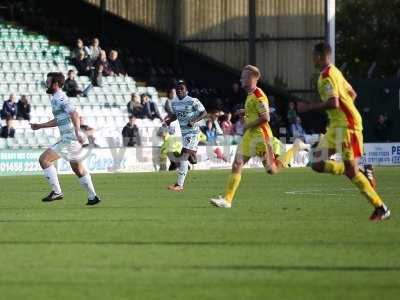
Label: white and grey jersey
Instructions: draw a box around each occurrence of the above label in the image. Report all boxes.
[170,95,205,136]
[50,90,77,142]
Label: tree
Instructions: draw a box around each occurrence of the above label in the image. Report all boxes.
[336,0,400,78]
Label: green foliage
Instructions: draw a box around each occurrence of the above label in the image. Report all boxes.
[336,0,400,78]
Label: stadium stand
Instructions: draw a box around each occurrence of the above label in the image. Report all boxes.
[0,22,165,150]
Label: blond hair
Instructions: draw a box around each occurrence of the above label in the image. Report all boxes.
[243,65,261,79]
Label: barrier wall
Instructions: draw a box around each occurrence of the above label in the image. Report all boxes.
[1,143,399,176]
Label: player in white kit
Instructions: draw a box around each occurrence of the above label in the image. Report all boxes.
[164,80,208,192]
[30,72,100,205]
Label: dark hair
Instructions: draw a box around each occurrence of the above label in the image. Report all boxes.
[47,72,65,88]
[175,79,187,87]
[313,42,332,56]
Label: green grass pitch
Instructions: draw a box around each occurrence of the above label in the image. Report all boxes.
[0,167,399,299]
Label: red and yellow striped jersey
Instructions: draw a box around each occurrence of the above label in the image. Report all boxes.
[318,64,363,131]
[244,87,273,140]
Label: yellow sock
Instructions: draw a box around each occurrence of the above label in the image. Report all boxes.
[278,147,295,168]
[224,173,241,203]
[351,172,383,207]
[323,160,345,175]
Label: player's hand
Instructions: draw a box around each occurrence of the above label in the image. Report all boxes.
[30,123,41,130]
[296,102,310,113]
[163,117,171,126]
[187,120,195,128]
[76,133,85,145]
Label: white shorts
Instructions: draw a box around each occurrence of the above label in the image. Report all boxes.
[50,140,84,162]
[182,133,199,152]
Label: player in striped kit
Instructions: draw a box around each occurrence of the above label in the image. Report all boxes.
[164,80,208,192]
[30,72,100,205]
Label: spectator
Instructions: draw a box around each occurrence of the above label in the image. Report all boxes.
[375,114,391,142]
[122,116,141,147]
[234,114,245,136]
[220,112,234,135]
[86,38,102,62]
[141,93,162,120]
[63,70,82,97]
[71,38,87,60]
[164,88,176,118]
[74,50,92,77]
[127,93,144,118]
[287,101,297,125]
[16,95,31,121]
[225,82,245,113]
[96,50,113,77]
[108,50,125,75]
[1,94,17,138]
[205,119,217,145]
[291,116,307,141]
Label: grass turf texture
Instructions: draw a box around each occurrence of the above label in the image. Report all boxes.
[0,167,399,300]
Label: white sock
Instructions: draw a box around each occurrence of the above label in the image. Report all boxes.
[79,173,97,200]
[177,160,189,187]
[43,165,62,194]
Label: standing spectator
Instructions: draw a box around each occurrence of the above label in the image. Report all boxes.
[1,94,17,138]
[220,112,234,135]
[141,93,162,120]
[127,93,144,118]
[74,50,92,77]
[287,101,297,125]
[16,95,31,120]
[164,88,176,118]
[374,114,391,142]
[291,116,307,141]
[234,114,245,136]
[71,38,87,60]
[108,50,125,75]
[122,116,141,147]
[86,38,102,62]
[205,119,217,145]
[63,70,82,97]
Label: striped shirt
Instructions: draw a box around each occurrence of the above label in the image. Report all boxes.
[51,90,77,142]
[171,95,205,136]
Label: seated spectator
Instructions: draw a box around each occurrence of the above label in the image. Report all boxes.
[122,116,141,147]
[234,114,245,136]
[164,88,176,118]
[287,101,297,125]
[127,93,144,118]
[291,116,307,141]
[109,50,125,75]
[16,95,31,121]
[141,93,162,120]
[74,50,92,77]
[1,94,17,138]
[375,114,391,142]
[96,50,113,77]
[63,70,82,97]
[86,38,102,62]
[71,38,87,60]
[220,112,234,135]
[205,119,217,145]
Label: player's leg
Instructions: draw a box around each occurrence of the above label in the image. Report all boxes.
[342,131,389,221]
[70,161,100,205]
[39,147,63,202]
[310,128,345,175]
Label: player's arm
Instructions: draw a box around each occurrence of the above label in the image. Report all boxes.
[188,110,207,127]
[163,114,177,126]
[30,119,57,130]
[297,97,339,113]
[69,110,84,144]
[297,77,339,113]
[243,112,269,131]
